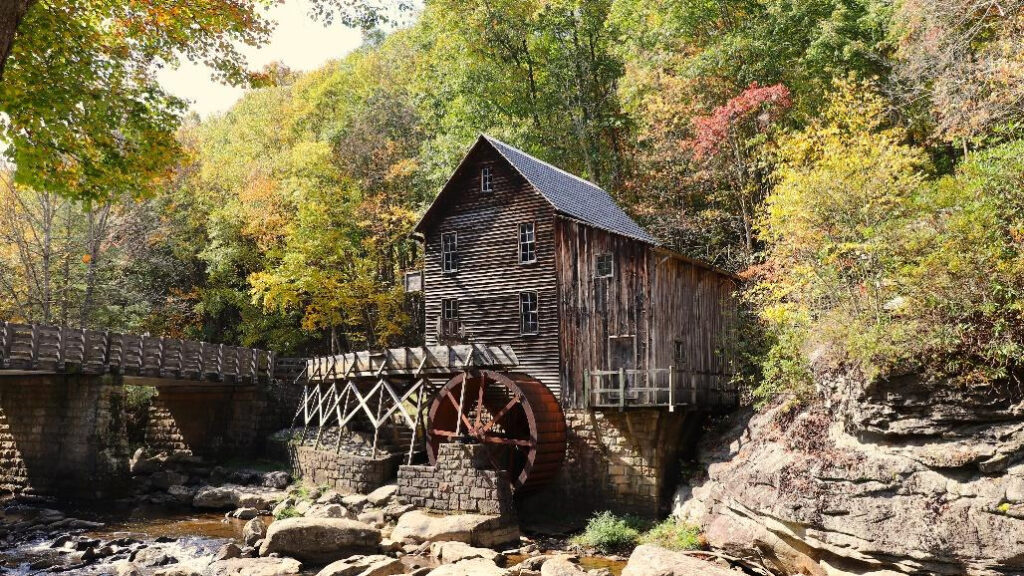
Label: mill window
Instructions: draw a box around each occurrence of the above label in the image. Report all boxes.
[442,298,460,321]
[674,340,686,367]
[441,232,458,273]
[481,166,493,193]
[518,222,536,264]
[520,291,539,335]
[595,252,613,278]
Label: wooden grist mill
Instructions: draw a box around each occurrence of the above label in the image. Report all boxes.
[295,344,567,492]
[296,134,740,503]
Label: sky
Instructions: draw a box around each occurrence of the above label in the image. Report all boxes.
[156,0,365,119]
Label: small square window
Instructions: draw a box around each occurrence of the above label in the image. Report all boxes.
[518,222,536,264]
[674,340,686,366]
[595,253,613,277]
[481,166,493,193]
[520,291,539,335]
[441,232,458,273]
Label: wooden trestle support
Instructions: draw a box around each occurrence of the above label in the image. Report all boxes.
[296,345,568,491]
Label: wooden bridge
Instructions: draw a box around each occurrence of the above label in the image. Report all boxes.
[0,321,286,386]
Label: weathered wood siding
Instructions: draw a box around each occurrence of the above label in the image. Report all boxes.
[420,146,563,396]
[554,218,650,407]
[648,249,738,388]
[555,218,738,408]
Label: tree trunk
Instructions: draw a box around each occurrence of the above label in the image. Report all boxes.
[0,0,36,82]
[79,203,111,328]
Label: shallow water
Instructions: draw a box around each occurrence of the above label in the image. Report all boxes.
[0,506,250,576]
[505,553,627,576]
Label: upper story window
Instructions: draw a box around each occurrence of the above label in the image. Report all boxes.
[520,291,539,335]
[595,252,613,278]
[481,166,493,193]
[518,222,536,264]
[441,232,458,273]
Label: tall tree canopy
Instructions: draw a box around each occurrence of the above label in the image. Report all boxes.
[2,0,1022,392]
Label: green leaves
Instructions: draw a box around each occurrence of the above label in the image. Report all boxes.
[1,0,275,204]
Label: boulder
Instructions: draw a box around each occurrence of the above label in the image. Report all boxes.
[317,490,345,505]
[425,558,504,576]
[231,507,259,520]
[540,557,588,576]
[258,517,381,564]
[193,486,237,509]
[209,557,303,576]
[429,541,503,564]
[621,545,734,576]
[307,504,354,519]
[263,471,291,489]
[342,494,369,510]
[366,484,398,507]
[392,510,520,548]
[243,517,267,547]
[192,485,287,511]
[151,470,189,490]
[315,554,405,576]
[237,488,287,510]
[215,543,242,561]
[167,485,196,505]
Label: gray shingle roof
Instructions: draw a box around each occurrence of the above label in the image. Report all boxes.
[483,135,659,245]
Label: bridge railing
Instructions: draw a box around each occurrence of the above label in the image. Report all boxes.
[0,322,276,384]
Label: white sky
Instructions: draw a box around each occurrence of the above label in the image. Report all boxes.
[157,0,365,119]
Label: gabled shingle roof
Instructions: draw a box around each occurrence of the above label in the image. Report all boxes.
[482,135,658,244]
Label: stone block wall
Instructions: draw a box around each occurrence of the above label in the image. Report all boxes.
[143,384,284,459]
[523,408,701,518]
[291,445,402,494]
[397,443,514,516]
[0,374,130,499]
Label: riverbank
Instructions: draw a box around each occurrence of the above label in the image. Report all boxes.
[0,471,745,576]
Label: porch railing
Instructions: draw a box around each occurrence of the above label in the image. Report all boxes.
[583,367,737,412]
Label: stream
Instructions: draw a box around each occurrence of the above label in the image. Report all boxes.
[0,505,263,575]
[0,504,628,576]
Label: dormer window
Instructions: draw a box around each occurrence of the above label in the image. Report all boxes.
[481,166,493,193]
[441,232,458,273]
[518,222,536,264]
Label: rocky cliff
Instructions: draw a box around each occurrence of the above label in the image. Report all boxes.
[675,369,1024,576]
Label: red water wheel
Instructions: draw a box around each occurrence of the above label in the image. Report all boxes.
[427,370,566,492]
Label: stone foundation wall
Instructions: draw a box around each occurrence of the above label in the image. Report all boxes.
[523,408,701,517]
[397,443,514,516]
[143,384,287,459]
[291,445,402,494]
[0,374,130,499]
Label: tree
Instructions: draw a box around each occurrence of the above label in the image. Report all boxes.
[0,0,276,203]
[891,0,1024,146]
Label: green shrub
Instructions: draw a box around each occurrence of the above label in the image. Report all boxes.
[570,511,647,552]
[639,518,703,551]
[275,505,302,519]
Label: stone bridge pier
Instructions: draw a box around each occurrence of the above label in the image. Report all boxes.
[0,374,293,500]
[0,374,130,499]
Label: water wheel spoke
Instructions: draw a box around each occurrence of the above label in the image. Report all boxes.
[444,387,476,432]
[474,374,485,429]
[479,435,534,448]
[481,395,520,434]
